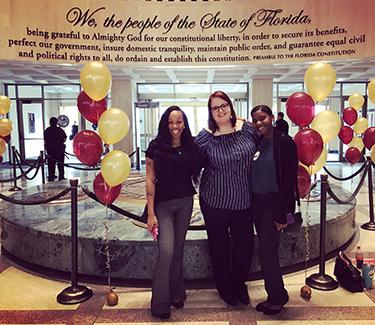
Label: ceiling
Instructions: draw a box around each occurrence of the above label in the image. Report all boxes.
[1,57,375,85]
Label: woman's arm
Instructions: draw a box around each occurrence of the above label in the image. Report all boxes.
[146,157,158,232]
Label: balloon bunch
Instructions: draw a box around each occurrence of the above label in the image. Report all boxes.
[365,79,375,164]
[287,62,338,197]
[74,62,131,205]
[0,95,12,162]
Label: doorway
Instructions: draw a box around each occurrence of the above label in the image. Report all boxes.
[18,100,44,160]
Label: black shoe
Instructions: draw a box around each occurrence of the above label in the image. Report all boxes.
[236,291,249,305]
[255,300,269,312]
[172,301,184,309]
[262,303,284,315]
[58,177,66,180]
[152,312,170,319]
[219,292,237,306]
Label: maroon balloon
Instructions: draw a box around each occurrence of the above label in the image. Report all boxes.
[0,156,3,164]
[338,126,354,145]
[297,165,311,199]
[73,130,103,166]
[363,127,375,150]
[286,92,315,127]
[93,172,122,205]
[77,91,107,124]
[1,135,11,143]
[342,107,358,126]
[345,147,362,164]
[294,128,323,166]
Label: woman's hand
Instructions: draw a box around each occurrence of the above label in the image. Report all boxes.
[274,222,288,232]
[147,213,158,232]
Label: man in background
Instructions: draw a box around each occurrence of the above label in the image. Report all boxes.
[274,112,289,135]
[44,117,67,181]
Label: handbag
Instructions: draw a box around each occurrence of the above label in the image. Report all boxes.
[334,251,364,292]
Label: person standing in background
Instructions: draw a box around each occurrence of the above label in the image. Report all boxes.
[145,106,198,320]
[250,105,298,315]
[44,117,67,181]
[69,121,78,140]
[274,112,289,135]
[195,91,259,306]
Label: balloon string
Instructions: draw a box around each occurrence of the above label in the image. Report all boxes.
[104,205,111,290]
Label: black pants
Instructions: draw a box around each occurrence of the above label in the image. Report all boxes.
[252,192,289,305]
[200,199,253,295]
[47,150,65,181]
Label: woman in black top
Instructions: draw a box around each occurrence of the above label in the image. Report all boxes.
[250,105,298,315]
[145,106,197,319]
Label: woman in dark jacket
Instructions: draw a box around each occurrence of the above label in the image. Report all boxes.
[250,105,298,315]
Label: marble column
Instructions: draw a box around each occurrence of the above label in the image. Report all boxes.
[111,80,136,157]
[251,78,273,109]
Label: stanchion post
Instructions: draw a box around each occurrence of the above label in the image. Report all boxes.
[40,150,45,184]
[9,146,22,192]
[361,158,375,231]
[57,179,93,304]
[306,174,338,291]
[136,146,141,171]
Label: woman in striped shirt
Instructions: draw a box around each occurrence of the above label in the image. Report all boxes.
[195,91,259,306]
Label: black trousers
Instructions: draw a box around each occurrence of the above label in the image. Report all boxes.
[47,150,65,180]
[251,192,289,305]
[200,199,253,295]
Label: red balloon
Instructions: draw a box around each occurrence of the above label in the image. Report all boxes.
[342,107,358,126]
[297,165,311,199]
[1,135,11,143]
[286,92,315,127]
[77,91,107,124]
[363,127,375,150]
[338,126,354,144]
[73,130,103,166]
[345,147,362,164]
[0,156,3,163]
[294,128,323,166]
[93,172,122,205]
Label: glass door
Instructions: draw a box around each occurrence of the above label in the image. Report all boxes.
[19,100,44,160]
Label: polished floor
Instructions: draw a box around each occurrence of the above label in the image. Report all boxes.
[0,162,374,324]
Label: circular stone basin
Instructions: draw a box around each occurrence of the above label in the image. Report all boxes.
[0,177,356,281]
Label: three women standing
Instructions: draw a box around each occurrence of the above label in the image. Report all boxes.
[195,91,259,305]
[145,106,197,319]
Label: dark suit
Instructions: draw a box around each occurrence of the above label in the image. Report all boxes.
[275,118,289,135]
[251,129,298,305]
[44,125,67,181]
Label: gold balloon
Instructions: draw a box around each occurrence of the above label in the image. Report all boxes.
[353,117,368,135]
[98,108,130,145]
[0,138,6,155]
[348,93,364,110]
[311,110,341,144]
[304,62,336,102]
[368,79,375,105]
[80,62,112,101]
[371,144,375,164]
[101,150,131,186]
[303,148,327,175]
[0,96,11,115]
[349,137,364,151]
[0,118,13,137]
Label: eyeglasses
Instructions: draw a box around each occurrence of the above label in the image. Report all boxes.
[211,102,229,112]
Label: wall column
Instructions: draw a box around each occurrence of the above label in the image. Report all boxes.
[251,78,273,109]
[111,80,136,156]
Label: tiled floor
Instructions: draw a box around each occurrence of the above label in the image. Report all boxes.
[0,162,374,324]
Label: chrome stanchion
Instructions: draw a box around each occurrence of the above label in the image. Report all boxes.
[9,146,22,191]
[361,157,375,231]
[136,146,141,171]
[306,174,338,291]
[40,150,45,185]
[57,179,93,304]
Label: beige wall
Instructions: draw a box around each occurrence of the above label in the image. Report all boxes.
[251,79,273,109]
[111,80,136,158]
